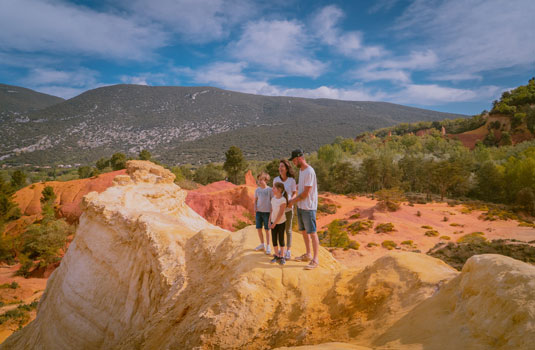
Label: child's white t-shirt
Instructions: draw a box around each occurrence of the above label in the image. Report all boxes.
[270,197,287,225]
[273,176,297,212]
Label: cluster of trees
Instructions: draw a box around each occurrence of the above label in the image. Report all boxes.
[303,132,535,214]
[0,186,73,275]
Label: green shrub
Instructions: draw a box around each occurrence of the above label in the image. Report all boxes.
[0,301,38,326]
[381,240,397,250]
[425,230,439,237]
[319,220,358,250]
[440,236,451,240]
[347,220,373,234]
[421,225,433,229]
[375,188,405,212]
[449,223,464,227]
[349,213,360,219]
[401,240,414,246]
[0,282,19,289]
[367,242,378,247]
[457,232,486,244]
[375,223,395,233]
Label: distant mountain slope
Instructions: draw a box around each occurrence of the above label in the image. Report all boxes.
[0,84,64,114]
[0,84,465,165]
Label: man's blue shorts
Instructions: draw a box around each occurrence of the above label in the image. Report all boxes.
[255,211,270,230]
[297,208,317,234]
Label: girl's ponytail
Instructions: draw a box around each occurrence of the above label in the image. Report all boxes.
[274,182,288,204]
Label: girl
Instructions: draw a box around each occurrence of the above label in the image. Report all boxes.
[269,182,288,265]
[254,172,273,255]
[273,159,297,260]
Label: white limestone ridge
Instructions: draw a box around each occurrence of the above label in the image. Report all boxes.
[2,161,534,350]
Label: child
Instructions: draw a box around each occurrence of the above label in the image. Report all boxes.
[254,172,273,255]
[269,182,288,265]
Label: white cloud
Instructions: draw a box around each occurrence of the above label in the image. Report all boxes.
[229,20,326,78]
[0,0,168,61]
[23,68,98,87]
[125,0,256,43]
[391,83,501,105]
[395,0,535,75]
[32,86,91,99]
[353,50,438,83]
[190,61,384,101]
[119,73,168,86]
[311,6,385,60]
[368,0,401,13]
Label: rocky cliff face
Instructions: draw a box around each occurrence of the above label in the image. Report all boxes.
[2,161,533,350]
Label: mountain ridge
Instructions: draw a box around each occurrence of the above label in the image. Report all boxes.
[0,84,466,165]
[0,83,64,114]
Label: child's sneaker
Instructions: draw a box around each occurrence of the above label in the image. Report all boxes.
[265,245,272,255]
[284,250,291,260]
[279,258,286,266]
[270,256,279,264]
[254,244,265,251]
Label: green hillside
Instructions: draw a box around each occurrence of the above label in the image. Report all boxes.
[0,84,64,114]
[0,84,464,166]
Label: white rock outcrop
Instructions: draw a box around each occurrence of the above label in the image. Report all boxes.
[2,161,534,350]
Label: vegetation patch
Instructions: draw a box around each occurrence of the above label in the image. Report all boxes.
[457,232,486,244]
[317,198,338,215]
[346,220,373,234]
[375,222,395,233]
[375,188,405,212]
[367,242,378,247]
[381,240,397,250]
[518,221,535,228]
[421,225,433,229]
[440,235,451,240]
[479,208,519,221]
[428,239,535,270]
[449,223,464,227]
[318,220,359,250]
[0,301,38,327]
[424,230,439,237]
[0,282,19,290]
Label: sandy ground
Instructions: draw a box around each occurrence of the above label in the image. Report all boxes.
[317,193,535,268]
[0,264,47,342]
[2,192,534,343]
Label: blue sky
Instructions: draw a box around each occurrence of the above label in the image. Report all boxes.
[0,0,534,115]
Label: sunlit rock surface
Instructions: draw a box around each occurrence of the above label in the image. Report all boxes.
[2,161,533,350]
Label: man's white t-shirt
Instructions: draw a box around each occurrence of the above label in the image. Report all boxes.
[273,176,297,212]
[297,165,318,210]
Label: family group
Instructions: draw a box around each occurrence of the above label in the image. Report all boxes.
[254,149,319,270]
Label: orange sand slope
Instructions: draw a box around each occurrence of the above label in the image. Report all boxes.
[316,193,535,267]
[13,170,126,223]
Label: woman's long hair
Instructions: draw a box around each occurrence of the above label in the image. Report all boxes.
[274,182,288,204]
[279,159,295,179]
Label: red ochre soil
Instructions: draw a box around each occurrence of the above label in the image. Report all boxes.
[185,180,255,231]
[316,193,535,268]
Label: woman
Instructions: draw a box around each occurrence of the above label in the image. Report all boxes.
[272,159,297,260]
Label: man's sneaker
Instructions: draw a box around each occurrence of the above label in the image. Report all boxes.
[254,244,265,251]
[304,260,319,270]
[284,250,291,260]
[265,245,272,255]
[279,258,286,266]
[295,254,311,262]
[270,256,279,264]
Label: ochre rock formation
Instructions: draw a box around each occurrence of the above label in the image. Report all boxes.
[13,170,126,223]
[2,161,534,350]
[245,169,256,187]
[186,180,255,231]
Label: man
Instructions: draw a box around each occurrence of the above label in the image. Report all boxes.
[288,149,319,270]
